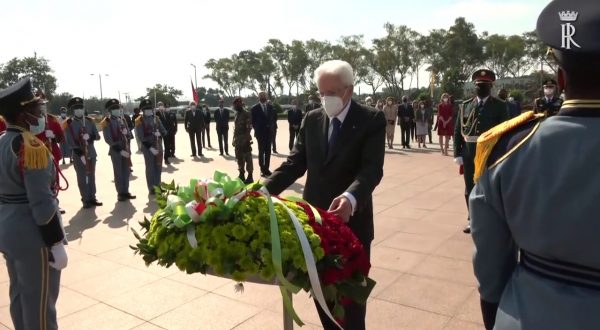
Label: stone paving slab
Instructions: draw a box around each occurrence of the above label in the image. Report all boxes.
[0,121,481,329]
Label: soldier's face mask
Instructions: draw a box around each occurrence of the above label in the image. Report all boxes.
[544,87,555,97]
[24,112,45,135]
[74,109,85,118]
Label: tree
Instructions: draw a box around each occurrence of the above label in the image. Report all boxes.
[304,39,333,91]
[204,58,236,97]
[332,35,369,85]
[287,40,310,95]
[46,92,73,114]
[363,52,384,95]
[0,56,58,96]
[523,30,557,75]
[136,84,183,106]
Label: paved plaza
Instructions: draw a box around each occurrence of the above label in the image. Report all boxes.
[0,120,483,329]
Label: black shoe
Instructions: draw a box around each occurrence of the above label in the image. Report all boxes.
[463,225,471,234]
[118,194,127,202]
[273,150,278,154]
[82,202,92,209]
[165,160,171,165]
[226,152,230,156]
[91,199,103,207]
[126,193,136,200]
[219,152,224,156]
[209,145,213,149]
[262,169,272,176]
[62,159,66,165]
[407,145,411,149]
[60,208,66,214]
[191,154,196,158]
[244,177,254,184]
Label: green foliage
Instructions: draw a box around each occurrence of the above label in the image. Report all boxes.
[0,56,58,97]
[136,84,183,106]
[46,92,74,114]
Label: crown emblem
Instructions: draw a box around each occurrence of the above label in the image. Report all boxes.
[558,11,578,22]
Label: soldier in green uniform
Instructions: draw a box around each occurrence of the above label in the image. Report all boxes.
[232,96,254,184]
[63,97,103,209]
[534,79,563,117]
[454,69,509,234]
[101,99,136,202]
[470,1,600,329]
[135,99,167,195]
[0,77,68,330]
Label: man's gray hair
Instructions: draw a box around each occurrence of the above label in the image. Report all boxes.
[314,60,354,87]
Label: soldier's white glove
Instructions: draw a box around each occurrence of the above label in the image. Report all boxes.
[153,131,161,137]
[149,147,159,156]
[45,130,55,139]
[120,150,130,158]
[454,157,463,166]
[121,128,128,135]
[83,133,90,141]
[80,156,87,165]
[49,243,68,270]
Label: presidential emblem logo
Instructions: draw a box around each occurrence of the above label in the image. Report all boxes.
[559,11,581,50]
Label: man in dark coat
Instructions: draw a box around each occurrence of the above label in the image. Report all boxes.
[184,102,205,157]
[251,91,275,176]
[213,99,230,156]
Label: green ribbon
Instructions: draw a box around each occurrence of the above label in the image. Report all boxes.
[284,196,322,225]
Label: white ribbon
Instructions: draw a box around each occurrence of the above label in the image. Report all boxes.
[186,224,198,248]
[256,188,341,329]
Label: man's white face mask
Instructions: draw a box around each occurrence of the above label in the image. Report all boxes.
[321,88,348,117]
[544,87,555,97]
[74,109,85,118]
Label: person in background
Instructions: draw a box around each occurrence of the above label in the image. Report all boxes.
[135,100,167,195]
[214,99,230,156]
[375,100,384,111]
[507,93,523,119]
[414,101,428,148]
[287,98,303,151]
[35,94,65,168]
[304,94,321,114]
[202,104,213,149]
[64,97,102,209]
[454,69,509,234]
[251,91,275,176]
[498,89,521,119]
[424,100,435,144]
[437,93,454,156]
[58,107,72,164]
[131,107,142,152]
[164,104,179,164]
[534,79,563,117]
[122,105,135,157]
[383,96,398,149]
[184,102,205,158]
[411,100,419,143]
[264,60,385,330]
[232,96,254,184]
[398,96,414,149]
[0,77,68,330]
[365,96,374,107]
[268,99,278,154]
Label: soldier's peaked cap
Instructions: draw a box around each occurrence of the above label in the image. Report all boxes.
[67,97,84,110]
[139,99,153,110]
[105,99,120,110]
[537,0,600,54]
[472,69,496,83]
[0,77,41,116]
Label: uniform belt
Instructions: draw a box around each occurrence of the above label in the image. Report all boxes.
[0,194,29,204]
[520,250,600,290]
[463,135,480,143]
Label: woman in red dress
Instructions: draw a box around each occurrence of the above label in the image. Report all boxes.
[437,93,454,155]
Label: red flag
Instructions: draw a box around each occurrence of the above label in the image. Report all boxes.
[191,80,199,104]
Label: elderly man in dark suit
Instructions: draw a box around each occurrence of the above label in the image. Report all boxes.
[214,99,230,156]
[184,102,205,157]
[263,60,386,330]
[251,91,275,176]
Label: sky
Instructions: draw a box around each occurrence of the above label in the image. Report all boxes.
[1,0,550,102]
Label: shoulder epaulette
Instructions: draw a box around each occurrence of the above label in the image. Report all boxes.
[100,117,110,130]
[462,98,475,105]
[135,116,143,127]
[20,131,50,170]
[61,118,72,130]
[474,111,541,182]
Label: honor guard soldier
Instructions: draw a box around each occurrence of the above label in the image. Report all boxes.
[232,96,254,184]
[63,97,102,209]
[0,77,68,330]
[470,1,600,329]
[534,79,563,117]
[101,99,136,202]
[454,69,509,234]
[135,99,167,195]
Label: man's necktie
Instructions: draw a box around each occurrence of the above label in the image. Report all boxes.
[328,117,341,156]
[478,100,485,109]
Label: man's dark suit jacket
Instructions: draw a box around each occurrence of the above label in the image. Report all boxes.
[164,111,178,134]
[263,100,386,245]
[184,108,205,131]
[251,103,275,140]
[214,108,230,132]
[203,109,211,125]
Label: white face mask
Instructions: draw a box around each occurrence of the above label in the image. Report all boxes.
[308,100,314,105]
[74,109,85,118]
[544,88,554,97]
[111,109,122,117]
[321,89,348,117]
[442,98,449,103]
[60,113,67,118]
[40,104,47,114]
[144,109,154,116]
[387,101,392,105]
[29,115,46,135]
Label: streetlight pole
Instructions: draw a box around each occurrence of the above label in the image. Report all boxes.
[190,63,197,88]
[90,73,109,99]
